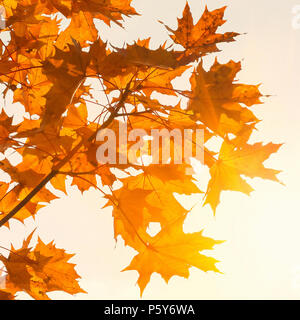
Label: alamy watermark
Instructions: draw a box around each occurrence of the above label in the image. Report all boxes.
[96,122,204,173]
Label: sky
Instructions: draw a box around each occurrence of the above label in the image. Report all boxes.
[0,0,300,300]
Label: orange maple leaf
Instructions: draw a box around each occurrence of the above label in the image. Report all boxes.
[124,216,222,295]
[204,141,282,212]
[0,232,85,300]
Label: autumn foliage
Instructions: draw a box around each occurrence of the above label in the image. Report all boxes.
[0,0,281,299]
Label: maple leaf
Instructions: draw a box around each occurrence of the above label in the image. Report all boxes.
[124,216,222,295]
[13,67,50,116]
[204,141,282,212]
[42,0,138,25]
[41,43,91,132]
[22,0,138,48]
[188,59,261,136]
[105,164,201,253]
[55,11,99,49]
[161,3,239,62]
[106,187,162,249]
[63,103,88,130]
[0,232,85,299]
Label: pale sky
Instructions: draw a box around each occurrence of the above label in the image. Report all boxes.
[0,0,300,300]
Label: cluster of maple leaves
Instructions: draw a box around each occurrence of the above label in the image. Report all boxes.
[0,0,281,299]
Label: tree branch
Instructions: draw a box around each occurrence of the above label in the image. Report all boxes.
[0,82,132,228]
